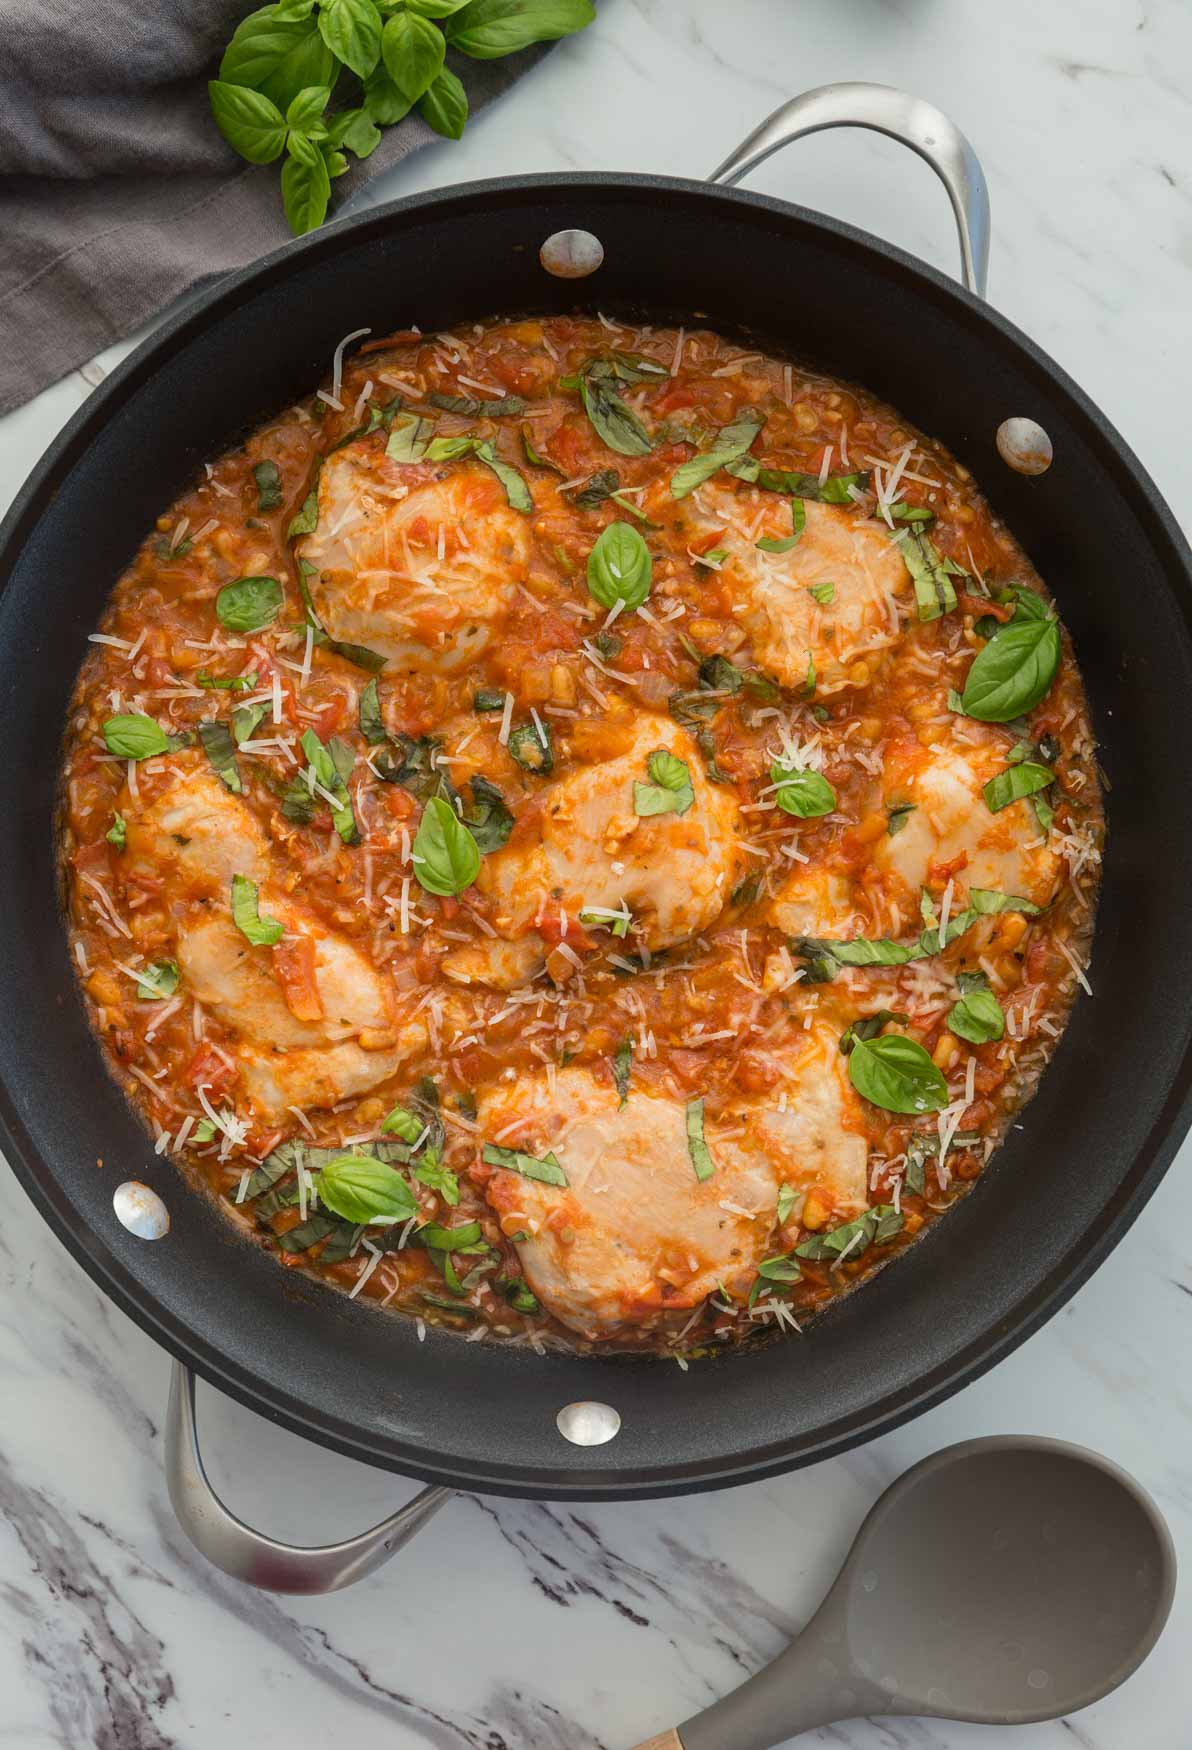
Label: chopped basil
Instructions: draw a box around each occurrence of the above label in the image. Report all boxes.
[501,1278,540,1315]
[612,1037,632,1106]
[507,719,553,774]
[776,1182,797,1224]
[586,521,652,611]
[576,359,655,457]
[301,728,358,843]
[796,1204,903,1261]
[385,415,433,461]
[473,690,506,712]
[216,574,284,634]
[316,1153,418,1226]
[197,669,257,692]
[771,762,836,818]
[970,888,1041,916]
[474,442,533,512]
[803,652,816,697]
[685,1096,715,1181]
[521,427,562,472]
[135,959,179,1001]
[287,478,320,539]
[106,812,127,851]
[426,390,526,418]
[670,412,763,498]
[230,873,283,946]
[755,1252,802,1283]
[756,497,806,554]
[847,1032,948,1115]
[102,714,172,760]
[412,1154,460,1207]
[197,719,242,793]
[838,1010,909,1053]
[948,970,1005,1043]
[276,1213,342,1254]
[890,502,934,523]
[358,677,388,745]
[593,630,622,661]
[373,731,453,802]
[887,801,916,836]
[983,761,1055,814]
[808,579,835,605]
[959,592,1061,722]
[463,775,514,852]
[253,460,283,511]
[412,795,481,896]
[381,1104,422,1142]
[579,904,631,938]
[974,614,1000,641]
[634,748,694,817]
[728,459,870,503]
[902,529,963,622]
[416,1219,488,1255]
[696,547,728,568]
[192,1118,217,1144]
[482,1142,568,1187]
[670,688,721,725]
[572,467,620,508]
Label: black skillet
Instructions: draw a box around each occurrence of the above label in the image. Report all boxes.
[2,85,1191,1571]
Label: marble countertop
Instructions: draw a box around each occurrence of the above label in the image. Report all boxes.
[3,1,1191,1745]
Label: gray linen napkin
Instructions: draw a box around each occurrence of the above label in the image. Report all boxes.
[0,0,557,415]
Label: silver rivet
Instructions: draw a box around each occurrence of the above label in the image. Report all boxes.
[113,1180,170,1239]
[996,416,1053,475]
[540,229,604,280]
[556,1400,621,1446]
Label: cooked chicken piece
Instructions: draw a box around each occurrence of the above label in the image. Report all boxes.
[121,761,422,1117]
[684,484,908,691]
[720,1024,870,1228]
[477,1068,779,1339]
[439,935,545,992]
[874,727,1061,930]
[298,444,529,672]
[476,710,744,953]
[123,753,269,894]
[769,867,858,940]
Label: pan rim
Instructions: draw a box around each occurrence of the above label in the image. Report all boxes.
[3,170,1191,1499]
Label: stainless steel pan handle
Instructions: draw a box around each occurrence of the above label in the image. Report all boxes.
[165,1361,451,1593]
[709,82,990,299]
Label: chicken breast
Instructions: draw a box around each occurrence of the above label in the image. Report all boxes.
[721,1024,870,1228]
[685,484,909,692]
[769,867,858,940]
[874,726,1062,928]
[298,444,529,672]
[476,709,745,954]
[477,1068,779,1339]
[120,760,422,1118]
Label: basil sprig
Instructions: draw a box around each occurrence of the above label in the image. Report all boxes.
[670,413,763,499]
[948,971,1005,1043]
[587,521,652,611]
[959,586,1061,721]
[211,0,594,236]
[845,1030,948,1115]
[231,873,284,947]
[770,761,836,818]
[482,1142,568,1187]
[413,795,481,896]
[103,714,179,760]
[634,749,694,817]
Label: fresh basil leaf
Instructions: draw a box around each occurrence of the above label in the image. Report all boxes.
[219,4,336,109]
[970,887,1041,916]
[275,1212,341,1252]
[482,1142,568,1186]
[446,0,595,59]
[771,763,836,819]
[685,1096,715,1182]
[902,528,961,622]
[106,812,127,851]
[416,1219,487,1254]
[917,907,978,956]
[575,360,654,457]
[756,497,806,554]
[507,719,553,774]
[948,972,1005,1043]
[317,1152,417,1225]
[412,1154,460,1205]
[406,0,471,15]
[298,727,358,842]
[634,748,694,817]
[358,677,388,744]
[381,8,445,99]
[281,144,331,235]
[232,702,267,745]
[612,1037,632,1107]
[208,80,288,163]
[383,411,429,460]
[756,1252,802,1283]
[983,761,1054,814]
[796,1204,903,1261]
[361,60,414,123]
[670,413,763,499]
[231,873,284,946]
[413,795,481,896]
[960,614,1062,722]
[197,719,242,794]
[285,81,331,133]
[135,959,180,1001]
[887,801,916,836]
[463,775,513,852]
[216,574,283,633]
[587,521,652,611]
[380,1103,421,1143]
[319,0,383,77]
[103,714,170,760]
[848,1032,948,1114]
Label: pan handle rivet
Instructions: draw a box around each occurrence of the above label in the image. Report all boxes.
[113,1180,170,1239]
[556,1400,621,1446]
[540,229,604,279]
[996,417,1053,475]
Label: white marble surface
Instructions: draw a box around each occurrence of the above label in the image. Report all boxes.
[2,2,1191,1745]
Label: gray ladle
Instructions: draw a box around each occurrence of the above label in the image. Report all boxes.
[630,1437,1175,1750]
